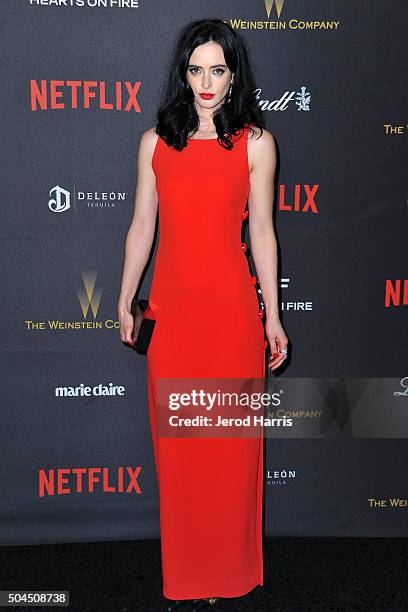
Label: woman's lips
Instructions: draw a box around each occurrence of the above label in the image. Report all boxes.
[199,93,215,99]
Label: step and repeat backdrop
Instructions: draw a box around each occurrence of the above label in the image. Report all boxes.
[1,1,407,545]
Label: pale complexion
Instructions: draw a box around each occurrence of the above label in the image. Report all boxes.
[186,41,231,138]
[118,41,288,371]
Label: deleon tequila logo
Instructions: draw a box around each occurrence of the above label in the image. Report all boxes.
[48,184,126,213]
[266,467,297,485]
[393,377,408,397]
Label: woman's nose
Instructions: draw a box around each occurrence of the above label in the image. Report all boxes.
[202,73,212,88]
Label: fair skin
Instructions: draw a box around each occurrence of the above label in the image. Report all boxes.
[118,41,288,371]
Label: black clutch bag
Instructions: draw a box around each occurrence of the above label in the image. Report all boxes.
[130,296,156,354]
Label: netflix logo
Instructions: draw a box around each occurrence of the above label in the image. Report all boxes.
[278,184,319,213]
[38,466,142,497]
[385,280,408,307]
[30,80,142,112]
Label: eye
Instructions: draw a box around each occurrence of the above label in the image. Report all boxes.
[188,67,226,76]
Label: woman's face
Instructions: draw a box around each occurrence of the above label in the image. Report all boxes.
[186,41,233,111]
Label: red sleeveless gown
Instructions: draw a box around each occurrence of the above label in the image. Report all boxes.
[146,125,266,600]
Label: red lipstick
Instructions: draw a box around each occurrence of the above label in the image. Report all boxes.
[199,93,215,99]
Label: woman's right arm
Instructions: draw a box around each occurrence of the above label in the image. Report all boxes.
[118,128,159,346]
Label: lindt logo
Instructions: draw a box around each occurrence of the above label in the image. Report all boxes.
[254,86,311,111]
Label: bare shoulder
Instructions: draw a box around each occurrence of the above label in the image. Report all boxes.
[248,125,276,149]
[247,125,276,173]
[139,126,159,155]
[136,127,159,176]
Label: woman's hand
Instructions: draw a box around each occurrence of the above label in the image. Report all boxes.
[119,307,136,348]
[265,316,289,371]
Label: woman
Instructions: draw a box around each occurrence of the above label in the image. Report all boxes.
[118,18,288,611]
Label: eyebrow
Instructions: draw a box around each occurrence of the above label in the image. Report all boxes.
[188,64,228,69]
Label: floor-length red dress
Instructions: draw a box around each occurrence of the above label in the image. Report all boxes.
[146,124,266,600]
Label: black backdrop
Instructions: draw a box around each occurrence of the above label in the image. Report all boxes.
[1,1,407,545]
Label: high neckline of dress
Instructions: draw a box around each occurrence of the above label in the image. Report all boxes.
[188,137,219,141]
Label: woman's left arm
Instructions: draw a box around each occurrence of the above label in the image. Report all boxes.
[247,127,289,371]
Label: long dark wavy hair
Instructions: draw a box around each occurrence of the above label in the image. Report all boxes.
[154,18,264,151]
